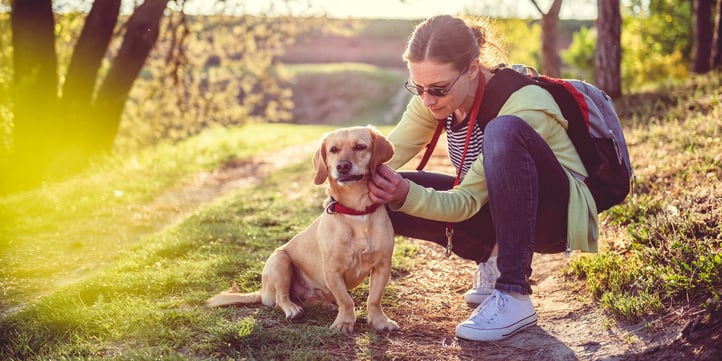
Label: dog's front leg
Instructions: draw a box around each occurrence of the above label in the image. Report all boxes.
[324,270,356,333]
[367,262,399,331]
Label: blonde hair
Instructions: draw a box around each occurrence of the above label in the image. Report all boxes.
[402,15,506,71]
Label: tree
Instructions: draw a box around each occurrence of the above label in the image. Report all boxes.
[692,0,715,73]
[91,0,169,153]
[61,0,121,154]
[713,0,722,69]
[595,0,622,98]
[530,0,563,77]
[5,0,170,192]
[2,1,354,193]
[9,0,59,189]
[692,0,715,74]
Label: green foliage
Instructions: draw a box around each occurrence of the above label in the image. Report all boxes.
[561,26,596,81]
[1,9,339,189]
[562,1,694,91]
[621,15,690,91]
[493,18,542,69]
[625,0,694,58]
[116,14,315,151]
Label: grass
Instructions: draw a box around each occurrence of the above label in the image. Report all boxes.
[0,122,409,359]
[0,123,338,314]
[0,66,720,358]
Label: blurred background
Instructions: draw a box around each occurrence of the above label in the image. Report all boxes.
[0,0,717,192]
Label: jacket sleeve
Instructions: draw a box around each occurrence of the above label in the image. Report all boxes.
[389,85,583,222]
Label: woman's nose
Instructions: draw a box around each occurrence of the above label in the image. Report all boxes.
[421,92,436,107]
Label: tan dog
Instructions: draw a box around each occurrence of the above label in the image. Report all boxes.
[207,125,398,333]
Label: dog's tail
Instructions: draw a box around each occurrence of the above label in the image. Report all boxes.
[206,281,262,307]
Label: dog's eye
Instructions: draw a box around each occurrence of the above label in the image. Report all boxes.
[329,146,339,153]
[354,144,368,151]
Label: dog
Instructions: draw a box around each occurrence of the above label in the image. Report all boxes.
[207,125,398,333]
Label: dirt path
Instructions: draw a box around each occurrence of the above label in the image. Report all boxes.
[162,138,695,360]
[388,239,694,360]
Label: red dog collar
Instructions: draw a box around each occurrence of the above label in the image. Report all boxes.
[325,198,379,215]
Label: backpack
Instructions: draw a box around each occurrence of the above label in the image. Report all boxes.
[417,65,634,212]
[480,65,633,212]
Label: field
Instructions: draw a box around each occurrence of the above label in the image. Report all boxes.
[1,17,721,360]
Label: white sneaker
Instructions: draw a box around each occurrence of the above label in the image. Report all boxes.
[455,290,538,341]
[463,257,500,305]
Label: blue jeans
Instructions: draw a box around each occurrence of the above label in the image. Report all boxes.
[389,115,569,294]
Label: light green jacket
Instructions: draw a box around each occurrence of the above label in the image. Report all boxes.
[386,85,599,253]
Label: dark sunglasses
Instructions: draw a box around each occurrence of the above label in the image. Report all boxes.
[404,67,468,97]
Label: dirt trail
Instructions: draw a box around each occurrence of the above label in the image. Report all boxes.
[160,138,696,360]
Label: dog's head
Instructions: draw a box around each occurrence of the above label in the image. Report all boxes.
[312,126,394,186]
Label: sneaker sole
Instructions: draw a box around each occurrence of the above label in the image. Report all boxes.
[455,313,538,342]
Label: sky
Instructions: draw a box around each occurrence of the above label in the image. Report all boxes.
[183,0,598,20]
[45,0,598,20]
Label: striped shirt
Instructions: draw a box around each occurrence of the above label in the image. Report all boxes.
[445,114,483,178]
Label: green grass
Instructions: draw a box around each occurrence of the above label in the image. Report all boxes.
[0,123,338,314]
[0,124,410,359]
[0,122,408,359]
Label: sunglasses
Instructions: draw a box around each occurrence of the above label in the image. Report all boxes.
[404,66,468,97]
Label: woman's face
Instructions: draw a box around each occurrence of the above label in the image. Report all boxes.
[407,60,474,120]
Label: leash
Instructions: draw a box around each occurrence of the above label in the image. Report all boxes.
[417,72,487,257]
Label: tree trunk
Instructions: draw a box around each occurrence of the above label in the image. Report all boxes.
[91,0,170,153]
[6,0,59,191]
[693,0,714,73]
[62,0,121,156]
[63,0,121,109]
[530,0,563,77]
[713,0,722,69]
[595,0,622,99]
[541,0,563,77]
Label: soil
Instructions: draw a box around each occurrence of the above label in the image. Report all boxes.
[156,138,719,360]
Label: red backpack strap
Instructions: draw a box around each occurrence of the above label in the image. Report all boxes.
[416,119,446,170]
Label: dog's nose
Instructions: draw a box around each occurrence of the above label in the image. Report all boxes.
[336,160,352,174]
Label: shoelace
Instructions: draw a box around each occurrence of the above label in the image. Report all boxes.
[471,260,498,290]
[470,290,508,322]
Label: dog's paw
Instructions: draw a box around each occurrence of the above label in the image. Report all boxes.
[370,317,400,332]
[330,317,356,334]
[280,302,304,320]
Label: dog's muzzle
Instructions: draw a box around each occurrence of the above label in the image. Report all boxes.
[336,174,364,183]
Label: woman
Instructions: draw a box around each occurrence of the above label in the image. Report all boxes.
[368,15,598,342]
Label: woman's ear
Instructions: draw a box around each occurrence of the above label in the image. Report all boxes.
[467,61,480,79]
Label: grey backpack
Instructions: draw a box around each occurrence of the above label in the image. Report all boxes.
[478,65,633,212]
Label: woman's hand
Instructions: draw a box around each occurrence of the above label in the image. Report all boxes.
[369,164,410,205]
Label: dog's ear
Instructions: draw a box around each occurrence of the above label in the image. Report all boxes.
[368,126,394,174]
[312,142,329,185]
